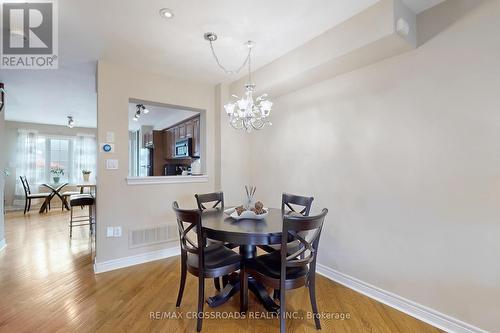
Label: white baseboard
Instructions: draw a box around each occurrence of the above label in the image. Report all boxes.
[316,264,488,333]
[0,238,5,251]
[94,246,180,274]
[5,206,23,212]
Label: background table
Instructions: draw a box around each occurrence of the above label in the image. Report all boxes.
[202,208,286,312]
[40,183,69,213]
[75,182,96,194]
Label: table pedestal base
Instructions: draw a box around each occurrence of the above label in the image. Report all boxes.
[206,272,279,312]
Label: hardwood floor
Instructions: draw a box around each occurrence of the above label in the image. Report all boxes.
[0,210,442,333]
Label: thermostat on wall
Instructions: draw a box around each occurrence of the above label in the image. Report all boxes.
[101,143,114,153]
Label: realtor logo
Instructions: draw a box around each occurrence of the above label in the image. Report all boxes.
[1,0,58,69]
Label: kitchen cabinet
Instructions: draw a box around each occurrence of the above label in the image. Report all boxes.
[163,115,201,160]
[163,130,169,159]
[165,129,175,159]
[152,131,164,176]
[174,127,180,142]
[185,120,194,138]
[179,123,186,139]
[192,117,200,157]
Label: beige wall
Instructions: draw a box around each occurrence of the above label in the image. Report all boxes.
[242,1,500,331]
[0,105,5,245]
[3,121,96,209]
[96,61,218,263]
[217,83,251,206]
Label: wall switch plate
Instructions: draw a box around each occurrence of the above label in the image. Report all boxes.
[106,159,118,170]
[106,131,115,143]
[113,226,122,237]
[106,227,114,237]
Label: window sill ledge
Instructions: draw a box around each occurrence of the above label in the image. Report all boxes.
[126,175,208,185]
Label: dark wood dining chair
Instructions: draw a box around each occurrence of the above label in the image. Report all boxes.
[244,208,328,333]
[259,193,314,254]
[173,201,241,332]
[20,176,51,214]
[282,192,314,216]
[194,191,237,291]
[194,191,224,211]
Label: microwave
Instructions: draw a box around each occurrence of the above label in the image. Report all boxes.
[174,138,192,158]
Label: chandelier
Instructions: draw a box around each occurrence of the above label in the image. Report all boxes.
[204,32,273,132]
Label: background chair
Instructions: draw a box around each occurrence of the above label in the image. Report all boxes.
[173,201,241,332]
[259,193,314,254]
[281,192,314,216]
[20,176,51,214]
[195,191,224,211]
[244,208,328,333]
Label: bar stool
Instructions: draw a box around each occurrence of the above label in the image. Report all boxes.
[61,190,80,211]
[69,194,95,238]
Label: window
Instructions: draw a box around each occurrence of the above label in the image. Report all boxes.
[48,138,72,182]
[15,131,95,186]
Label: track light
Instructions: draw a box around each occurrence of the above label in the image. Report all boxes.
[133,104,149,121]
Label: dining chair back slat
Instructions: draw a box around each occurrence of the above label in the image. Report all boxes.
[195,192,224,211]
[20,176,30,195]
[281,209,327,270]
[173,202,205,266]
[281,193,314,216]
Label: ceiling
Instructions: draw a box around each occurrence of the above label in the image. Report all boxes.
[1,0,445,128]
[128,103,198,131]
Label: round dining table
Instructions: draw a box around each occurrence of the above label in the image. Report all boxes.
[201,207,286,312]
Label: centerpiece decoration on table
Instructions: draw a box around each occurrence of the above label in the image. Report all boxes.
[50,167,64,184]
[225,186,268,220]
[82,169,92,182]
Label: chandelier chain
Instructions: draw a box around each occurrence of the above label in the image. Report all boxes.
[209,40,251,75]
[248,47,252,83]
[204,32,272,132]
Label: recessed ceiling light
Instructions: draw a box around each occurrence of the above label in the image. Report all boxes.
[159,8,174,19]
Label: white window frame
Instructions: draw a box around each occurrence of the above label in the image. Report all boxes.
[41,135,75,184]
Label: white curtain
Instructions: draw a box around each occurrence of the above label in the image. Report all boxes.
[72,134,96,183]
[14,129,39,205]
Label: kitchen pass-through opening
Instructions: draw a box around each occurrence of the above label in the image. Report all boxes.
[127,99,206,178]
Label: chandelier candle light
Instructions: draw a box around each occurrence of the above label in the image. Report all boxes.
[204,32,273,132]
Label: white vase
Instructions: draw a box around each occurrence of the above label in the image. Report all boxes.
[83,174,90,182]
